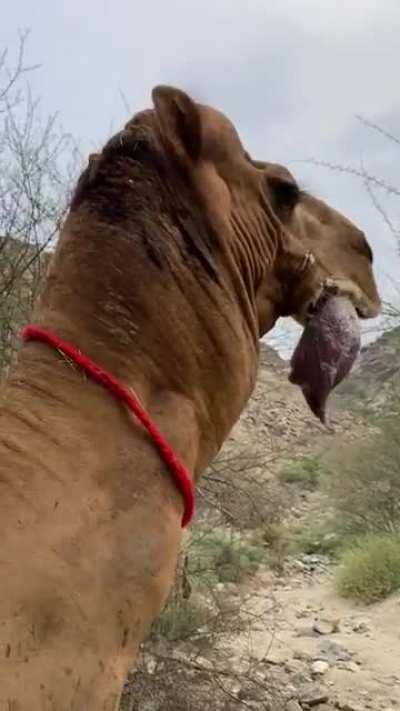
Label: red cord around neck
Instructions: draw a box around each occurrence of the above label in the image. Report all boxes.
[21,325,195,527]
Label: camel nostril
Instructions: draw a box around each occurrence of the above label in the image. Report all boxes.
[356,305,372,319]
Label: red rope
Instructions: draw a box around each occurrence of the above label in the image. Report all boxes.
[21,325,195,527]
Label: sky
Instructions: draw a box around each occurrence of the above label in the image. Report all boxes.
[3,0,400,355]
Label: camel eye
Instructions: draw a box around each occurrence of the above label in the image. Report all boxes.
[268,176,300,217]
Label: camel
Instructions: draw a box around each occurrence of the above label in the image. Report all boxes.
[0,86,380,710]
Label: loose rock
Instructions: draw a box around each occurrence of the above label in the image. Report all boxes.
[298,683,329,707]
[335,700,364,711]
[318,640,353,663]
[352,619,370,634]
[344,661,361,673]
[313,617,340,635]
[311,661,330,676]
[286,701,303,711]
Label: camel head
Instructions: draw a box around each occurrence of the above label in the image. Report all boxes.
[71,85,380,423]
[147,88,381,422]
[247,159,381,422]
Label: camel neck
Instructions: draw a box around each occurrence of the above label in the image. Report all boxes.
[21,324,195,526]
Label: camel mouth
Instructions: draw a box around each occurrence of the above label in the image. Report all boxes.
[289,292,362,426]
[304,277,380,323]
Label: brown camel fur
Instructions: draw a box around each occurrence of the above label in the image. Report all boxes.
[0,87,380,710]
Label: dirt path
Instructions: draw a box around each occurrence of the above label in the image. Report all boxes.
[227,561,400,710]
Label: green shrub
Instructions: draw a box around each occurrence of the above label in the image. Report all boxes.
[335,535,400,604]
[294,523,346,557]
[279,456,322,489]
[151,595,211,642]
[262,522,285,548]
[324,409,400,536]
[262,523,292,572]
[217,539,264,583]
[189,531,265,585]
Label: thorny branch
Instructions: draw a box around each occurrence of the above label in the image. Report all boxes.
[0,33,79,373]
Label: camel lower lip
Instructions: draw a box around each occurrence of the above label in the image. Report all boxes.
[289,295,361,424]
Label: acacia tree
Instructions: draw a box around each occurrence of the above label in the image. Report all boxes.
[0,32,78,372]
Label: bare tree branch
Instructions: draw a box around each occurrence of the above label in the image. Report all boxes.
[298,157,400,198]
[356,114,400,148]
[0,33,80,373]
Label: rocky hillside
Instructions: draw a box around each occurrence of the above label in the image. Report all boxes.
[336,326,400,414]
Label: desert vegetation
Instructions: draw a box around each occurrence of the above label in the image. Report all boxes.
[0,33,77,372]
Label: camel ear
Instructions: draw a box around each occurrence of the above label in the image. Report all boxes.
[152,85,202,161]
